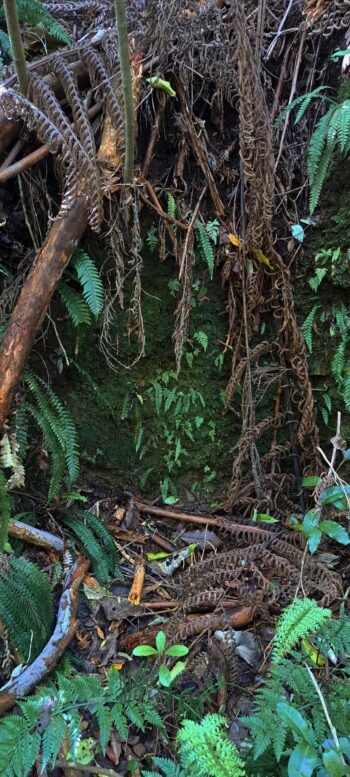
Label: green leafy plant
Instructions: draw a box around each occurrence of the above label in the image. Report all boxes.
[271,597,332,664]
[142,714,245,777]
[0,0,70,78]
[121,369,217,500]
[132,630,189,687]
[241,600,350,777]
[302,301,350,414]
[62,508,119,583]
[21,372,79,500]
[0,666,164,777]
[0,554,53,660]
[178,714,246,777]
[58,249,104,328]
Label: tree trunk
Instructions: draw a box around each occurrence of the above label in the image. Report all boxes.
[0,197,88,432]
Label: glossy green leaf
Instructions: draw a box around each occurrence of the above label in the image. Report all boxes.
[132,645,158,657]
[319,520,350,545]
[302,476,322,487]
[322,749,348,777]
[277,702,312,743]
[169,661,186,682]
[288,742,319,777]
[308,527,323,554]
[165,644,189,657]
[319,485,350,505]
[291,223,305,243]
[156,631,166,653]
[158,664,172,687]
[302,509,321,537]
[253,512,279,524]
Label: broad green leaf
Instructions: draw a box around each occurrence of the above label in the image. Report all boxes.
[156,631,166,653]
[288,742,319,777]
[165,644,189,657]
[319,485,350,505]
[308,527,323,554]
[253,512,279,524]
[302,476,322,487]
[169,661,186,682]
[132,645,158,657]
[146,551,170,560]
[291,223,305,243]
[158,664,172,687]
[319,520,350,545]
[277,702,313,743]
[302,508,321,537]
[322,749,348,777]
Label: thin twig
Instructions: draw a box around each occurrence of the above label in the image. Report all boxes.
[179,187,207,279]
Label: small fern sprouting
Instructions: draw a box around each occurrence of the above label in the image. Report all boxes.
[177,714,246,777]
[62,508,118,583]
[194,220,217,279]
[272,597,331,663]
[58,249,104,328]
[0,554,53,660]
[23,373,79,500]
[0,666,164,777]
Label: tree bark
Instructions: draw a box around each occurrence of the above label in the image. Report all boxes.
[0,197,88,433]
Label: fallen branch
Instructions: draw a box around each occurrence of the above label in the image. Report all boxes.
[54,761,123,777]
[0,557,90,715]
[8,519,64,552]
[136,500,247,529]
[120,605,255,651]
[0,196,88,433]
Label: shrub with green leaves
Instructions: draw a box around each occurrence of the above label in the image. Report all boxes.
[241,600,350,777]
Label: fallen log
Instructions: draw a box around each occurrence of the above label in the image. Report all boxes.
[8,518,64,552]
[0,557,90,714]
[0,196,88,433]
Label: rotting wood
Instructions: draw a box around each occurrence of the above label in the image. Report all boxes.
[8,519,64,552]
[0,196,88,434]
[0,557,90,715]
[119,605,255,651]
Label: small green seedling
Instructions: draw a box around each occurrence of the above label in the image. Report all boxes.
[132,630,189,687]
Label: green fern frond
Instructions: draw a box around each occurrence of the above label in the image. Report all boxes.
[146,226,158,252]
[167,193,176,219]
[41,715,67,771]
[58,282,92,327]
[195,221,215,278]
[302,305,319,353]
[274,86,333,128]
[331,339,346,384]
[307,109,334,183]
[0,555,53,659]
[72,250,104,318]
[272,597,331,663]
[327,99,350,154]
[205,219,220,243]
[63,516,111,582]
[0,467,11,550]
[143,757,186,777]
[343,370,350,411]
[23,373,80,496]
[0,0,71,46]
[309,144,334,213]
[177,714,246,777]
